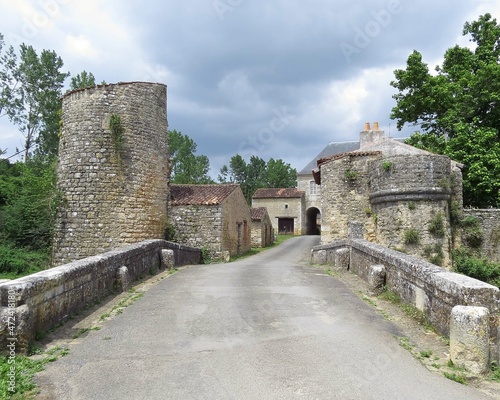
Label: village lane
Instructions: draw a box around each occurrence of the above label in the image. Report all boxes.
[35,236,491,400]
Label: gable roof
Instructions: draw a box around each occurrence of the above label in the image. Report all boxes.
[252,188,305,199]
[251,207,268,221]
[298,141,360,175]
[170,184,240,206]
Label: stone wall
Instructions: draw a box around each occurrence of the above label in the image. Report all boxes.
[0,240,200,354]
[221,189,252,256]
[251,213,274,248]
[463,209,500,263]
[170,205,223,258]
[297,175,321,211]
[320,153,378,244]
[311,238,500,340]
[53,82,169,266]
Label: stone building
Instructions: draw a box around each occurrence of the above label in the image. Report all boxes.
[313,123,462,267]
[252,188,305,235]
[169,184,251,260]
[250,207,274,248]
[53,82,169,265]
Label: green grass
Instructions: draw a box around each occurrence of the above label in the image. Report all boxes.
[444,371,467,385]
[0,346,70,399]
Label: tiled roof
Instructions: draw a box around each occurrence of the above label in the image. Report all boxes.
[252,188,305,199]
[170,184,240,206]
[251,207,267,221]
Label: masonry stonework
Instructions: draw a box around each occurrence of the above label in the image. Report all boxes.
[53,82,169,265]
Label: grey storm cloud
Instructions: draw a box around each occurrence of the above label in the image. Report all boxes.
[0,0,496,176]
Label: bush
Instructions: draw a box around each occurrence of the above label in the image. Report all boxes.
[428,213,445,237]
[453,248,500,288]
[460,216,484,248]
[0,245,50,278]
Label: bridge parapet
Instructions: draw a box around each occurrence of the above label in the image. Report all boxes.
[0,240,201,354]
[311,236,500,371]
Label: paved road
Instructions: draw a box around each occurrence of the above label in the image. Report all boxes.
[36,236,490,399]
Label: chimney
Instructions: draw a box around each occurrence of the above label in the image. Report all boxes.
[360,121,385,149]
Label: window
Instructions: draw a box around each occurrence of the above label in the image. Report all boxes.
[285,204,289,209]
[310,180,317,195]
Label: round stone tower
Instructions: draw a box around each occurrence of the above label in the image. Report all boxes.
[52,82,169,265]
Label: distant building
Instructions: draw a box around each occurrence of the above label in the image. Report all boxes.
[252,188,305,235]
[250,207,274,248]
[170,184,251,260]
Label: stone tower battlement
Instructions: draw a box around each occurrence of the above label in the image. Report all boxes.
[52,82,169,265]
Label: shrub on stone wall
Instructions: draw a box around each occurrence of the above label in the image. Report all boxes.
[428,212,445,237]
[460,216,484,248]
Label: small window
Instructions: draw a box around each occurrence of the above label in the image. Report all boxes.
[309,181,317,195]
[285,204,289,209]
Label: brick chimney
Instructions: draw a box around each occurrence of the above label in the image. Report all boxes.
[360,121,385,149]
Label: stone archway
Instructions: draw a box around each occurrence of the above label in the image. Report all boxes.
[306,207,321,235]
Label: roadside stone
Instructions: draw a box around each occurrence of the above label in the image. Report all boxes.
[450,305,490,375]
[367,264,386,295]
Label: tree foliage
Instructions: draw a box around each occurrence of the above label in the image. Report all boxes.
[168,130,213,184]
[218,154,297,203]
[391,14,500,207]
[69,70,96,91]
[0,159,58,275]
[0,38,69,160]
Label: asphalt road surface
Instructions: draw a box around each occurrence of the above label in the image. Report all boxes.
[35,236,491,399]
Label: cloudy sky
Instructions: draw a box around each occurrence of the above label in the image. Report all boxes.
[0,0,498,177]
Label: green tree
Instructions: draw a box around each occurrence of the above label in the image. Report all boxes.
[218,154,297,203]
[168,129,213,184]
[0,40,69,160]
[69,70,96,90]
[391,14,500,207]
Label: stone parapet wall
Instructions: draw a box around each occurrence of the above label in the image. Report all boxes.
[0,240,200,354]
[311,239,500,340]
[463,209,500,263]
[53,82,169,265]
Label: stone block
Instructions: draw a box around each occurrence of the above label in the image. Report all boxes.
[450,306,490,374]
[367,265,386,295]
[335,248,350,270]
[311,250,327,265]
[348,221,364,240]
[161,249,175,269]
[115,266,131,292]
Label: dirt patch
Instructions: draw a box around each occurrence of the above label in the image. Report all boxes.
[321,265,500,399]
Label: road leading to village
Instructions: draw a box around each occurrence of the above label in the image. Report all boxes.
[35,236,491,399]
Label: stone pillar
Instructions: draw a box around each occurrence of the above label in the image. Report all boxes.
[335,248,350,270]
[161,249,175,270]
[450,305,490,374]
[368,265,386,295]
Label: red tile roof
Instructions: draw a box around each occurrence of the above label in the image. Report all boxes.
[251,207,267,221]
[170,184,240,206]
[252,188,305,199]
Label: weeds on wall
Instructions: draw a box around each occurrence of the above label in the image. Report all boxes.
[423,243,444,266]
[381,161,393,172]
[460,215,484,248]
[428,212,445,238]
[403,228,420,245]
[408,201,416,211]
[344,169,358,183]
[109,114,124,153]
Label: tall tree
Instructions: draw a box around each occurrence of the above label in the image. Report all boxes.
[391,14,500,207]
[69,70,96,91]
[168,129,213,184]
[0,41,69,160]
[219,154,297,203]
